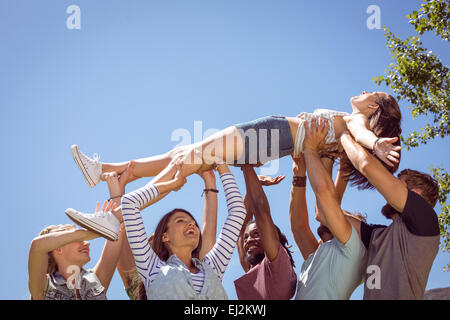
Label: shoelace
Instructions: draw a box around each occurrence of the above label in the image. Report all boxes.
[82,151,100,167]
[91,153,100,165]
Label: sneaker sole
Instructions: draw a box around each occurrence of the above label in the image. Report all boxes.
[65,209,118,241]
[71,145,96,188]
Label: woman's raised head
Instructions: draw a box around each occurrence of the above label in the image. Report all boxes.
[152,209,202,261]
[345,91,402,189]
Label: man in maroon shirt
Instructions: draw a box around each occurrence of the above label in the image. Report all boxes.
[234,165,297,300]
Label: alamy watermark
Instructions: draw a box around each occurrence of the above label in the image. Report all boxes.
[366,265,381,290]
[66,5,81,30]
[66,265,81,290]
[366,5,381,30]
[65,6,382,32]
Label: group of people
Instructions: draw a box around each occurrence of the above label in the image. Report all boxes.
[28,91,441,300]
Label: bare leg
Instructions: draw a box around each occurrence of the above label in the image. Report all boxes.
[175,125,245,178]
[101,150,173,178]
[102,126,244,180]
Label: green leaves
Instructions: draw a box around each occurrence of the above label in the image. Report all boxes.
[374,0,450,271]
[407,0,450,41]
[373,26,449,150]
[430,166,450,271]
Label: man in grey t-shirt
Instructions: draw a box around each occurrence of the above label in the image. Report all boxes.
[340,132,440,300]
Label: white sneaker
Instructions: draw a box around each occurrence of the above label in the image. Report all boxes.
[65,208,120,241]
[71,145,102,188]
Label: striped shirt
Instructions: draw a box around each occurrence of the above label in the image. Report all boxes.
[293,109,349,157]
[121,172,246,295]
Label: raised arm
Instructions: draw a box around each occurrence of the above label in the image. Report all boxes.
[204,164,247,279]
[28,228,99,300]
[241,165,280,261]
[198,170,218,259]
[289,155,319,259]
[335,155,349,205]
[313,157,334,226]
[114,161,169,292]
[92,173,127,293]
[237,173,284,271]
[340,131,407,212]
[304,118,352,245]
[237,195,253,272]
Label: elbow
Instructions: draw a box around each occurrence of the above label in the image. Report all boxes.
[30,238,46,255]
[122,194,138,207]
[312,180,335,200]
[250,197,270,218]
[291,223,312,236]
[314,208,326,225]
[358,157,375,177]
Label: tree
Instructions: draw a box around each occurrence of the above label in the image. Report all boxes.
[373,0,449,270]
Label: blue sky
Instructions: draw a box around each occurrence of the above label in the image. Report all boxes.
[0,0,448,300]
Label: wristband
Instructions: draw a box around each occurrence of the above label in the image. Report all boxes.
[202,188,219,197]
[108,194,123,201]
[292,176,307,187]
[373,137,381,151]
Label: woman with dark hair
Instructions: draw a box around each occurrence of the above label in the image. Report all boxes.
[66,160,247,299]
[71,91,402,191]
[113,163,219,300]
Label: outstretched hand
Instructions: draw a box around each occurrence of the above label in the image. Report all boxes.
[373,137,401,167]
[95,199,117,214]
[257,175,285,186]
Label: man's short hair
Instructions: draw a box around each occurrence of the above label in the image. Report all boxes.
[398,169,439,207]
[381,169,439,220]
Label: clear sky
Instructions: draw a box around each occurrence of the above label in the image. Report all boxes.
[0,0,448,300]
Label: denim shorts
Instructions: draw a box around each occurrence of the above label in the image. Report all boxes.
[233,115,294,165]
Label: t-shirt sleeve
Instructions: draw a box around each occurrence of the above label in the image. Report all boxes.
[262,244,297,299]
[360,222,383,250]
[265,243,294,275]
[401,190,440,237]
[338,225,366,258]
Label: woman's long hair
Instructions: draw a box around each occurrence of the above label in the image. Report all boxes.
[342,93,402,190]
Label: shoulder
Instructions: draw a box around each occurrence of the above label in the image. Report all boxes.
[337,225,366,253]
[264,243,292,266]
[360,221,387,250]
[400,190,440,236]
[343,113,368,123]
